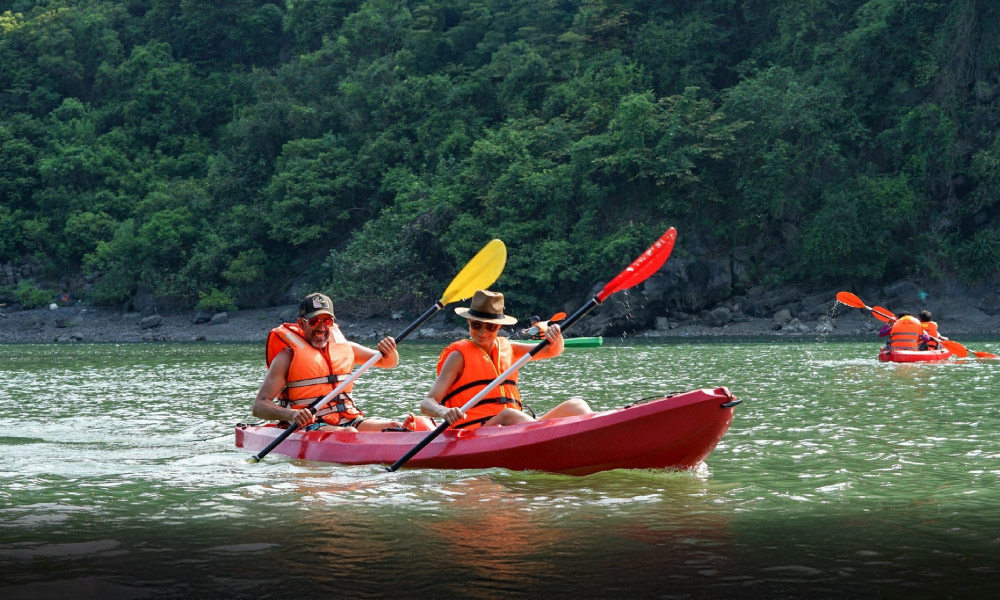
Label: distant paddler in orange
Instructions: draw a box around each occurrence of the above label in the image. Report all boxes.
[916,310,943,350]
[835,291,999,358]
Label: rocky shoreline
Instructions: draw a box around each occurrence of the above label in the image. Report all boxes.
[3,282,1000,344]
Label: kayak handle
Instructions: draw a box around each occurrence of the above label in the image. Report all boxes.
[721,399,742,408]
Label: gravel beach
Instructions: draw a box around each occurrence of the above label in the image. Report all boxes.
[3,294,1000,345]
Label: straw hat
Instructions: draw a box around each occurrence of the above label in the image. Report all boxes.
[454,290,518,325]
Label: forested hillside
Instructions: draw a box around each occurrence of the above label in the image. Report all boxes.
[2,0,999,317]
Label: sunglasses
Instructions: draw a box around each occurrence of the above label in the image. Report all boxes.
[307,316,333,327]
[468,320,500,332]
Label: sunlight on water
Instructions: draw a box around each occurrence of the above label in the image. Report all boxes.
[2,339,1000,597]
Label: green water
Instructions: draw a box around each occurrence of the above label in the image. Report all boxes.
[2,339,1000,598]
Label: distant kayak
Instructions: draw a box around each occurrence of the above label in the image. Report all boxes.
[878,347,952,363]
[523,336,603,348]
[236,387,739,475]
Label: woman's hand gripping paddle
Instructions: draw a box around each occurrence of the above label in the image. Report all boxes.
[387,227,678,472]
[835,291,969,358]
[248,239,508,463]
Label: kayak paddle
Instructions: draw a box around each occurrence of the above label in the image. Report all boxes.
[835,291,896,321]
[835,291,968,358]
[248,239,508,463]
[387,227,678,472]
[870,306,894,323]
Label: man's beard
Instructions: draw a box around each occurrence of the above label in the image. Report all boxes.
[309,330,329,348]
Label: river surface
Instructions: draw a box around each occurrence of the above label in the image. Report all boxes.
[2,338,1000,599]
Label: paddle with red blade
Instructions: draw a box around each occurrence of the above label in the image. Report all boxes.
[870,306,894,323]
[835,291,969,358]
[387,227,678,472]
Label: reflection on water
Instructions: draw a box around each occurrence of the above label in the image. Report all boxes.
[2,340,1000,597]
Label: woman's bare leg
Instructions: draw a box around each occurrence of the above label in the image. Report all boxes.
[539,397,592,420]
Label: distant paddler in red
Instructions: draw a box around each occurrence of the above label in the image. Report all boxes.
[524,315,547,339]
[522,311,567,340]
[420,290,592,429]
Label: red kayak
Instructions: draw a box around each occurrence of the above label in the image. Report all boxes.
[878,347,952,363]
[236,388,739,475]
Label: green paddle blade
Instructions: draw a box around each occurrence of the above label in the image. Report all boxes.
[439,239,507,305]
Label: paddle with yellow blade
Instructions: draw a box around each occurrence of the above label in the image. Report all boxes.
[387,227,678,472]
[249,239,508,463]
[835,291,971,358]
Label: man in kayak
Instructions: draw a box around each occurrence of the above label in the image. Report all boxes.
[420,289,592,429]
[253,292,431,432]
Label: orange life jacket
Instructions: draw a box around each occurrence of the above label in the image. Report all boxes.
[889,316,923,351]
[265,323,362,425]
[437,337,522,429]
[532,321,548,340]
[921,321,939,349]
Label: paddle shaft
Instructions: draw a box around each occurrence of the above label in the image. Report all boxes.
[249,302,443,463]
[385,297,602,472]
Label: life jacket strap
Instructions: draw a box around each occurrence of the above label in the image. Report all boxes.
[467,395,523,410]
[286,374,345,388]
[278,393,355,416]
[441,379,519,405]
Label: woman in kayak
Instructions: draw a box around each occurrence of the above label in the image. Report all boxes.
[420,289,592,429]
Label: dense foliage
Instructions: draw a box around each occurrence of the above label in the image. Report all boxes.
[2,0,999,316]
